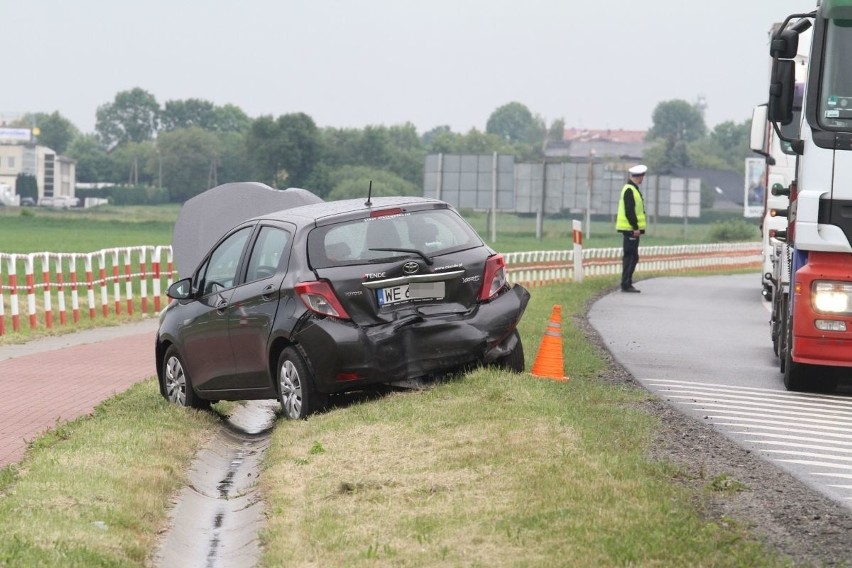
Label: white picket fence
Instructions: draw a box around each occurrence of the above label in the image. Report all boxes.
[504,242,761,287]
[0,242,761,336]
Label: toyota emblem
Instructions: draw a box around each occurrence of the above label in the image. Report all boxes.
[403,261,419,275]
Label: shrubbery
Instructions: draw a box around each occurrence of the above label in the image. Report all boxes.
[707,219,759,242]
[75,185,169,205]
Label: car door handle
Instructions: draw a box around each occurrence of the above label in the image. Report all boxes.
[262,284,276,301]
[216,297,229,314]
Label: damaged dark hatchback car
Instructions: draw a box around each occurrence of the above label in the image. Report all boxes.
[156,192,530,419]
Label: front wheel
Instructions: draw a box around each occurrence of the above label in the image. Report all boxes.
[161,346,210,409]
[277,346,323,420]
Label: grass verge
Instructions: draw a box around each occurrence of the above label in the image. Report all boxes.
[258,276,786,567]
[0,380,219,567]
[0,273,788,567]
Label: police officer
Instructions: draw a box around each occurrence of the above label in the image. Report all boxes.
[616,164,647,293]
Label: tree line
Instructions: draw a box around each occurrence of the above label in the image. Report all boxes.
[9,88,752,203]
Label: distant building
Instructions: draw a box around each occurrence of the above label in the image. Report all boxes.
[545,128,651,160]
[0,127,76,203]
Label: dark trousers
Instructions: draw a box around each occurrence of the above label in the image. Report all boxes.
[621,232,640,290]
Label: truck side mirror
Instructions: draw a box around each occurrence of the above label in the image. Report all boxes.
[770,29,799,59]
[768,60,795,125]
[750,104,769,155]
[769,18,812,58]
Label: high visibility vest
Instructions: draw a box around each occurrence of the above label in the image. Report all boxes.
[616,183,646,231]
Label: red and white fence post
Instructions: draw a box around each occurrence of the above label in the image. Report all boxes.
[84,254,96,320]
[139,247,149,314]
[8,255,20,332]
[98,251,109,318]
[152,246,163,313]
[111,249,121,315]
[24,254,37,330]
[123,248,133,316]
[41,253,53,329]
[69,254,81,323]
[54,255,67,326]
[0,255,5,336]
[572,219,584,283]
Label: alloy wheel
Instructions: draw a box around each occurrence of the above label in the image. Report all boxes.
[164,355,187,405]
[279,360,303,419]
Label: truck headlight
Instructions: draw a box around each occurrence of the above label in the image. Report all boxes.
[812,281,852,314]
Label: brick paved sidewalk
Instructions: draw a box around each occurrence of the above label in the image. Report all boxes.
[0,319,159,467]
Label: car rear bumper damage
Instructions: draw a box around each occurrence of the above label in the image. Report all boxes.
[295,284,530,392]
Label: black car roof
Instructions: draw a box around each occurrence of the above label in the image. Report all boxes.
[255,196,451,227]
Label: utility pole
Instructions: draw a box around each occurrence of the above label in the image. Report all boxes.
[585,149,595,239]
[208,157,219,188]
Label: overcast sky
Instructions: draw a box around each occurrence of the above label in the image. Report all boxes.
[2,0,811,136]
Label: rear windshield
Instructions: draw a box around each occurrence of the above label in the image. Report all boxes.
[308,209,482,268]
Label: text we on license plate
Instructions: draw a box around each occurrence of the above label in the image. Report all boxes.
[377,281,445,306]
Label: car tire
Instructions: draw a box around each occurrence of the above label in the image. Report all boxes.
[161,346,210,410]
[277,346,323,420]
[493,331,525,373]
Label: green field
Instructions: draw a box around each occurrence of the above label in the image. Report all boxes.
[0,205,757,255]
[0,206,178,253]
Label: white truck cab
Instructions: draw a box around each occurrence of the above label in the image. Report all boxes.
[753,0,852,391]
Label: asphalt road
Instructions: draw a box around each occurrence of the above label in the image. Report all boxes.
[588,274,852,510]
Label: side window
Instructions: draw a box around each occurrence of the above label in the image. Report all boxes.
[199,227,252,295]
[245,226,291,282]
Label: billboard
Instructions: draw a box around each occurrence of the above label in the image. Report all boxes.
[744,157,766,218]
[425,154,700,219]
[0,128,32,143]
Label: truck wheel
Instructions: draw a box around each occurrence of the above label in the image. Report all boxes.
[783,319,813,392]
[771,293,781,357]
[778,294,789,371]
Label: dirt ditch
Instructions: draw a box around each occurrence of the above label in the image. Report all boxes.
[152,400,278,568]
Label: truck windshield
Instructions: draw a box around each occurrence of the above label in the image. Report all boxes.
[818,19,852,130]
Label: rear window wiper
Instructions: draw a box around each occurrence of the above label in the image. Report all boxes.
[369,247,434,265]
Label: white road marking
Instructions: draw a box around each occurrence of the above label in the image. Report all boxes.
[646,378,852,503]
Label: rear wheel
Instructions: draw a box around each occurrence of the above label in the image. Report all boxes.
[778,294,789,371]
[277,347,324,420]
[161,346,210,410]
[493,332,525,373]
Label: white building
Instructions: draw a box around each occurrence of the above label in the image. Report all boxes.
[0,127,76,203]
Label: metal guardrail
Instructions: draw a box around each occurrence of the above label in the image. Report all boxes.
[0,242,761,337]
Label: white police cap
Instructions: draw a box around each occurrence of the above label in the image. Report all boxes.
[629,164,648,176]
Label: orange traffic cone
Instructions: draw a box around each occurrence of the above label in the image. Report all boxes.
[530,304,569,382]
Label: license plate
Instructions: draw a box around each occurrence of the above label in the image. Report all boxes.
[377,282,445,306]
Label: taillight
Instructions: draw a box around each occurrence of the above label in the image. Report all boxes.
[295,281,351,319]
[479,254,508,301]
[370,208,403,218]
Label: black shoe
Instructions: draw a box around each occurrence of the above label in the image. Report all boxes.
[621,286,641,293]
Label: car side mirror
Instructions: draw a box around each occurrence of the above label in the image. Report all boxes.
[167,278,195,300]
